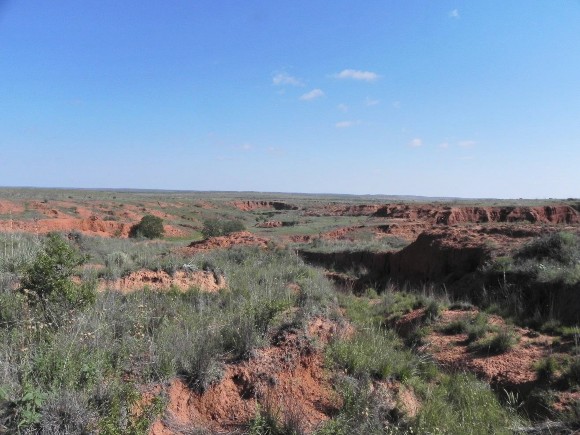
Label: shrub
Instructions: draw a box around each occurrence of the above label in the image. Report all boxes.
[515,232,579,265]
[39,390,96,434]
[19,233,96,323]
[129,215,164,239]
[201,218,245,239]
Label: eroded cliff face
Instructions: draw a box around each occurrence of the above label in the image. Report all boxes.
[434,206,580,225]
[301,228,496,284]
[388,229,492,282]
[373,205,579,225]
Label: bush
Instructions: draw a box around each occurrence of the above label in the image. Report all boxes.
[516,232,579,265]
[201,218,245,239]
[19,233,96,323]
[129,215,164,239]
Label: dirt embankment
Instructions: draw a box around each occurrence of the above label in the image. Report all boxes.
[231,201,298,211]
[303,204,382,217]
[150,318,345,434]
[302,203,579,225]
[0,215,133,237]
[300,225,546,286]
[375,204,580,225]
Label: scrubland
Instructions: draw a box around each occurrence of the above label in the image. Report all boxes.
[1,189,579,433]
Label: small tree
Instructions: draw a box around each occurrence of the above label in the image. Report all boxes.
[19,233,96,324]
[129,215,164,239]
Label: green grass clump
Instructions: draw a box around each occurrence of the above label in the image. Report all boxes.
[468,329,517,355]
[441,317,470,335]
[412,373,521,435]
[466,313,492,343]
[326,327,417,382]
[564,358,580,386]
[534,356,559,382]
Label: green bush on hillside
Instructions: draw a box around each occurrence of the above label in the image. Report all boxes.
[129,215,164,239]
[19,233,96,324]
[516,232,579,265]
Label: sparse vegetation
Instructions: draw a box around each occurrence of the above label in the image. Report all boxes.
[201,218,245,238]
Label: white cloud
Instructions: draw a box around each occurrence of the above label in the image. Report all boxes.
[408,138,423,148]
[439,142,449,149]
[337,103,348,112]
[272,72,303,86]
[335,120,360,128]
[334,69,380,82]
[365,97,380,106]
[240,143,253,151]
[449,9,460,19]
[300,88,324,101]
[458,140,476,148]
[392,101,401,109]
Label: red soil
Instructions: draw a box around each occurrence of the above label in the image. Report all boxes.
[0,216,132,237]
[0,200,24,214]
[150,318,347,434]
[99,269,226,293]
[302,203,579,226]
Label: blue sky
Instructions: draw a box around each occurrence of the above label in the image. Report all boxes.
[0,1,579,198]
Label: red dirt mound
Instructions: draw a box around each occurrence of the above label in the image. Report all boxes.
[0,216,131,237]
[150,318,346,434]
[183,231,270,253]
[389,225,546,282]
[100,269,226,293]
